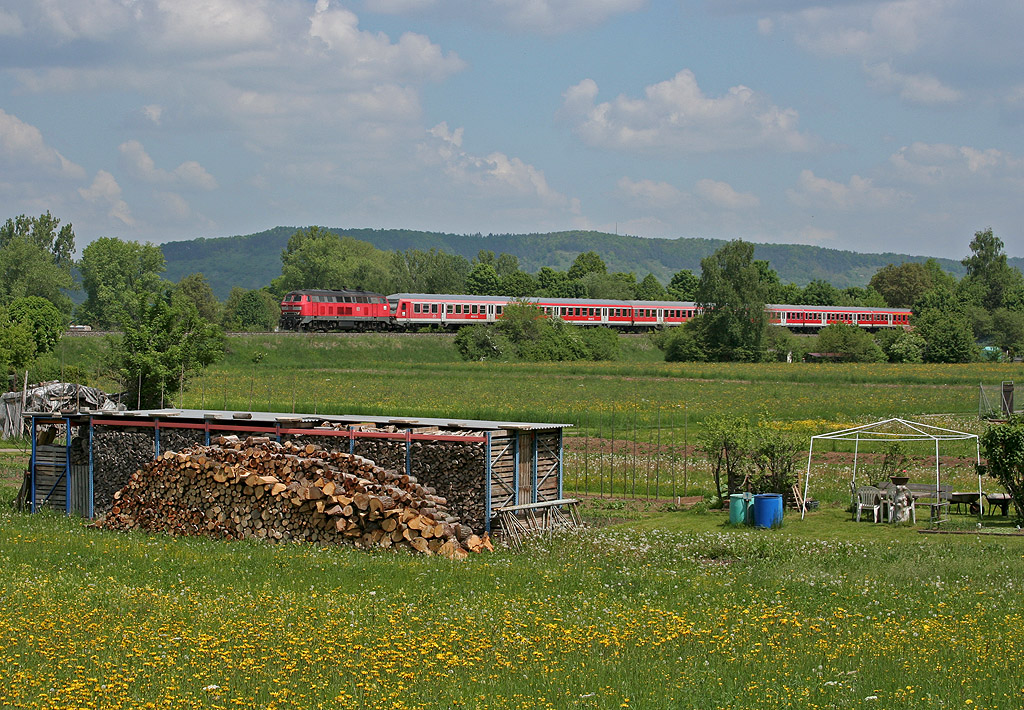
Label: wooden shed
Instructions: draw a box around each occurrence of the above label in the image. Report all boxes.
[26,408,570,533]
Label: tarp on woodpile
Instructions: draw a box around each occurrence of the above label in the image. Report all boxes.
[1,381,122,438]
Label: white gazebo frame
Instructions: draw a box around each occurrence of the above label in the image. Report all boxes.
[801,418,981,520]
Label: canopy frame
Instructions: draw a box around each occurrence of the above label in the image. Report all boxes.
[801,418,981,520]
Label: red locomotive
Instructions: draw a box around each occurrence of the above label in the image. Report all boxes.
[280,289,912,332]
[279,289,391,331]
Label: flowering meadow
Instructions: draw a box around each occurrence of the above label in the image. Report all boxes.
[2,500,1023,710]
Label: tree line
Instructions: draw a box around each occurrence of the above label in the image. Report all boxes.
[2,212,1022,400]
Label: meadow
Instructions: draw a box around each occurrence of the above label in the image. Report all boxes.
[2,333,1020,708]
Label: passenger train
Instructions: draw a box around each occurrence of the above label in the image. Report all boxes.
[279,288,912,333]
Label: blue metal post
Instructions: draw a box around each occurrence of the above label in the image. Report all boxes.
[348,425,354,454]
[29,417,37,513]
[64,416,71,515]
[405,429,412,477]
[154,421,161,458]
[485,432,492,533]
[558,429,564,500]
[88,418,95,519]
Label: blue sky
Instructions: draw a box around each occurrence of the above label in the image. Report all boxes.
[1,0,1022,261]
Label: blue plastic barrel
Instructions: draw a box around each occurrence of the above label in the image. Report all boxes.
[753,493,783,529]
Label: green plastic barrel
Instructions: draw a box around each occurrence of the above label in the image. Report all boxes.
[729,494,752,525]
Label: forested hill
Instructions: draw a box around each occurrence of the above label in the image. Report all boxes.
[160,226,990,300]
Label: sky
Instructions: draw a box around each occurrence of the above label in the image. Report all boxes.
[1,0,1022,261]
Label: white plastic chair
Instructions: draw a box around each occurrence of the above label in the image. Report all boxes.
[855,486,882,523]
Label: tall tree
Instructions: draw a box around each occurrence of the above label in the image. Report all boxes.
[465,263,502,295]
[960,228,1024,311]
[667,269,699,301]
[535,267,584,298]
[567,251,606,280]
[272,227,390,294]
[694,239,769,362]
[173,273,221,323]
[0,212,76,314]
[0,306,37,376]
[387,248,471,294]
[634,273,667,301]
[111,290,224,408]
[869,262,934,307]
[78,237,167,328]
[7,296,65,354]
[800,279,841,306]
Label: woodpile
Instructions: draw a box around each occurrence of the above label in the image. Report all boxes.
[287,423,489,531]
[95,436,492,559]
[92,427,156,513]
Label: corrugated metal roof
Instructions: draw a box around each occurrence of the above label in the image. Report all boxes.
[100,408,571,431]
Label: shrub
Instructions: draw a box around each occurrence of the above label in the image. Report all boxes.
[978,416,1024,523]
[663,325,706,362]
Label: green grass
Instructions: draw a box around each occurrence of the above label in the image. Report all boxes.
[2,493,1023,710]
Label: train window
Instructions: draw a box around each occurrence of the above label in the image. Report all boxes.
[414,303,421,313]
[431,304,438,314]
[455,304,462,314]
[471,305,478,314]
[446,304,453,313]
[496,305,503,315]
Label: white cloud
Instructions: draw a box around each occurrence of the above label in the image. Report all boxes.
[0,9,24,36]
[118,140,218,190]
[154,0,274,50]
[366,0,646,34]
[309,1,464,82]
[78,170,134,225]
[423,122,570,208]
[786,169,902,210]
[616,177,683,209]
[695,179,760,209]
[888,142,1024,185]
[142,105,164,125]
[863,62,962,104]
[561,70,816,153]
[155,191,192,220]
[0,108,85,179]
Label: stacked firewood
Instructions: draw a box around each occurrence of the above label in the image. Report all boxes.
[92,428,156,512]
[95,436,491,559]
[287,423,489,531]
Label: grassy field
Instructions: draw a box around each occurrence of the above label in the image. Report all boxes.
[4,335,1024,708]
[2,487,1023,710]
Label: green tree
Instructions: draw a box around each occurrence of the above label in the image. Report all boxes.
[978,416,1024,523]
[698,415,749,502]
[0,306,36,376]
[992,308,1024,358]
[0,212,76,314]
[838,286,887,307]
[663,323,706,362]
[8,296,65,354]
[465,263,502,295]
[536,267,585,298]
[800,279,841,306]
[667,269,699,301]
[693,239,769,362]
[582,271,635,300]
[272,227,390,294]
[111,290,225,408]
[173,273,221,323]
[813,323,885,362]
[78,237,167,328]
[960,228,1024,311]
[222,286,278,331]
[494,253,520,278]
[499,270,536,298]
[387,248,471,294]
[869,262,934,308]
[915,309,978,363]
[567,251,606,280]
[877,329,925,363]
[634,273,667,301]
